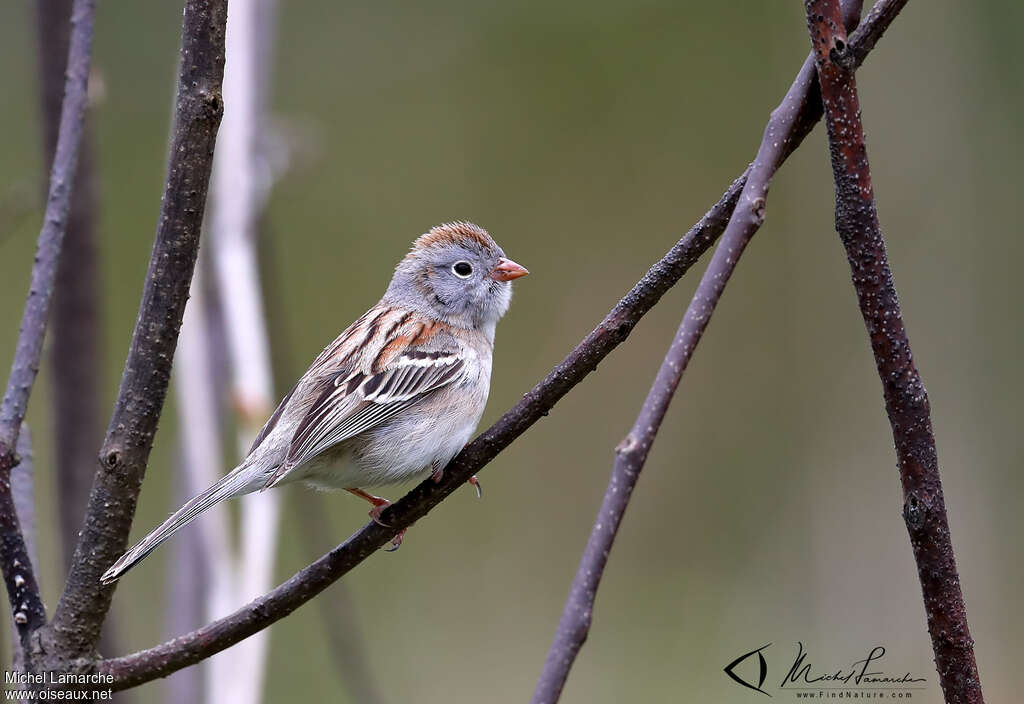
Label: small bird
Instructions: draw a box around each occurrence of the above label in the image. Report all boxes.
[101,222,527,584]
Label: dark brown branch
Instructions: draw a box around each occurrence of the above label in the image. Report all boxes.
[95,0,909,689]
[529,3,873,699]
[37,0,105,575]
[0,0,95,655]
[42,0,228,665]
[804,3,983,703]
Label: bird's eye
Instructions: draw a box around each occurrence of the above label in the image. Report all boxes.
[452,261,473,278]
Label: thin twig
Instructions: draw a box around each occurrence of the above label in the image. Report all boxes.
[529,2,870,699]
[37,0,105,576]
[94,1,910,688]
[36,4,129,683]
[804,3,982,703]
[42,0,228,665]
[0,0,95,654]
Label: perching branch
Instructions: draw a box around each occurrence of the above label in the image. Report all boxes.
[0,0,95,655]
[804,2,982,703]
[530,1,870,697]
[96,1,906,687]
[43,0,228,664]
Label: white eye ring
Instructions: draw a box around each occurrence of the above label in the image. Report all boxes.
[452,261,473,278]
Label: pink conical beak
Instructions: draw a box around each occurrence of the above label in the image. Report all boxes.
[489,257,529,282]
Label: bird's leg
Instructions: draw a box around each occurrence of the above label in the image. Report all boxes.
[430,460,444,483]
[346,488,405,550]
[346,488,391,524]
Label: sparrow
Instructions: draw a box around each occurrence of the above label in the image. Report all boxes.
[101,222,528,584]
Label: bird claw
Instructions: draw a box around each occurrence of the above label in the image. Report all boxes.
[346,488,408,552]
[383,529,406,552]
[468,475,482,499]
[369,502,406,551]
[368,502,392,528]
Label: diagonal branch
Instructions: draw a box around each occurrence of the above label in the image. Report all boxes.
[529,2,877,698]
[42,0,229,664]
[804,2,982,703]
[0,0,95,654]
[96,2,906,689]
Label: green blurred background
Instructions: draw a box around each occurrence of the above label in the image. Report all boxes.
[1,1,1021,702]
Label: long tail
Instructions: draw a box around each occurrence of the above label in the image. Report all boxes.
[100,465,258,584]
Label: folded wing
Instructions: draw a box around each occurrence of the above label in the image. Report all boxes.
[263,349,464,488]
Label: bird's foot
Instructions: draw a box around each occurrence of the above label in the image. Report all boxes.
[431,463,481,498]
[383,528,407,552]
[347,488,406,551]
[367,501,392,527]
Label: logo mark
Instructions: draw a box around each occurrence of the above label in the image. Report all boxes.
[723,642,772,697]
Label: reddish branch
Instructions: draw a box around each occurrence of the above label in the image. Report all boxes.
[97,1,907,688]
[804,2,983,703]
[41,0,228,665]
[0,0,95,655]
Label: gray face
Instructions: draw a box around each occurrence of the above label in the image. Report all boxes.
[418,242,513,330]
[386,240,514,333]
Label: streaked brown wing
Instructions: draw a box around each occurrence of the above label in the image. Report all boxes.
[262,350,464,488]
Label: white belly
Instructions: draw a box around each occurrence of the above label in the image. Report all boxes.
[295,392,485,490]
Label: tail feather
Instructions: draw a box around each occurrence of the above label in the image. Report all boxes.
[100,466,254,584]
